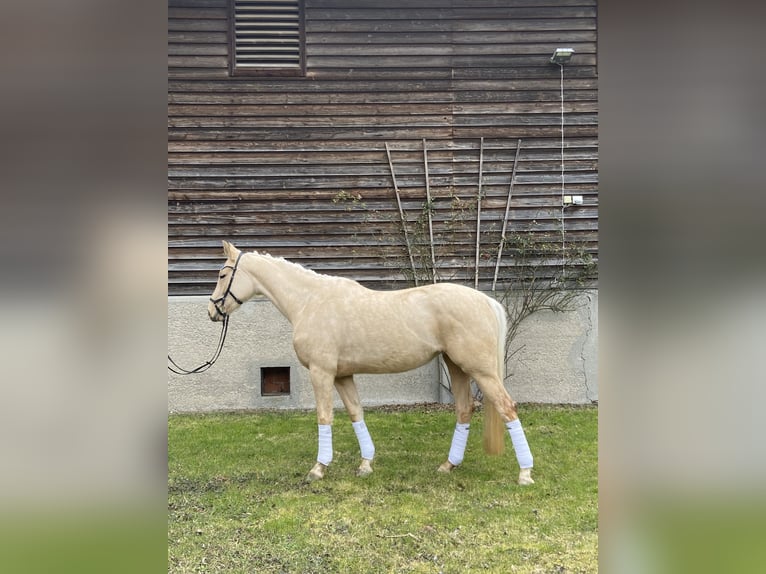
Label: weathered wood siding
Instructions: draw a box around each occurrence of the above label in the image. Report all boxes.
[169,0,598,294]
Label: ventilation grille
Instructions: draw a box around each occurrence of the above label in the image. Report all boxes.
[234,0,302,70]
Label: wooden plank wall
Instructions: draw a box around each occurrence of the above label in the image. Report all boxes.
[169,0,598,295]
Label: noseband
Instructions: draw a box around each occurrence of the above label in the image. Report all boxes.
[209,251,245,320]
[167,252,244,375]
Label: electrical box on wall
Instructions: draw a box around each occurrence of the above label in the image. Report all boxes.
[563,195,583,205]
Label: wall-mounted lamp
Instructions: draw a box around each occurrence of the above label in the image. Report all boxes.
[551,47,575,280]
[550,48,575,64]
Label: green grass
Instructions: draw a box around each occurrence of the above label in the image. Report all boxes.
[168,405,597,573]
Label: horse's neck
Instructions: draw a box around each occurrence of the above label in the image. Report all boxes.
[242,253,321,322]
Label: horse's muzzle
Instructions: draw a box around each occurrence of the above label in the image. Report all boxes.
[208,301,226,322]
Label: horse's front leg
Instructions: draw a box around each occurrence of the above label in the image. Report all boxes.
[307,365,336,482]
[335,375,375,477]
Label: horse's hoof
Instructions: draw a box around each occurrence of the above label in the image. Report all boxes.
[356,459,373,477]
[306,462,326,482]
[437,461,456,473]
[518,468,534,485]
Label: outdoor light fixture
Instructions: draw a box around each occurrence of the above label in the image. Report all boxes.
[551,47,575,281]
[550,48,574,64]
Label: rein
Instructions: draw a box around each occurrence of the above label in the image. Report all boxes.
[167,252,244,375]
[167,315,229,375]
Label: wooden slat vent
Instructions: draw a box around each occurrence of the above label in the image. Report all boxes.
[233,0,303,72]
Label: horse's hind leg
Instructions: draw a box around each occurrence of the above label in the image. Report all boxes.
[474,374,535,485]
[335,375,375,477]
[438,356,474,473]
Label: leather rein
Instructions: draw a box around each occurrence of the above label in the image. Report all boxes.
[168,252,244,375]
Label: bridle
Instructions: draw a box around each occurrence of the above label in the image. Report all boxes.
[208,251,245,320]
[167,252,244,375]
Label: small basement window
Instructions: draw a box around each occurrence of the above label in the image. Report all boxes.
[261,367,291,396]
[230,0,305,76]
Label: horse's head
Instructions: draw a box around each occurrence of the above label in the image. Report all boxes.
[208,241,248,321]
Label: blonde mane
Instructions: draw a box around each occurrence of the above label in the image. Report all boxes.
[252,251,363,288]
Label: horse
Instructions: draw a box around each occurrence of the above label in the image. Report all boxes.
[208,241,534,485]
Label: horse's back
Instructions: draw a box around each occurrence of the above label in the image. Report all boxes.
[410,283,498,322]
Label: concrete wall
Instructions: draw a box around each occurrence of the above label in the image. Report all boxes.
[168,291,597,413]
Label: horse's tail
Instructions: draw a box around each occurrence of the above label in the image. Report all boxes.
[483,296,507,456]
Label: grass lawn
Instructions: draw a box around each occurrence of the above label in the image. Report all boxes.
[168,404,597,573]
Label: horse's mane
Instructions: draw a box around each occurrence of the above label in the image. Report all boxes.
[252,251,360,287]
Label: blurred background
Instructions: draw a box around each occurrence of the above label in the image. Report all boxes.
[600,1,766,572]
[0,1,167,572]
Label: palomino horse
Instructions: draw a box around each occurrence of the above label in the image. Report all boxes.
[208,241,534,485]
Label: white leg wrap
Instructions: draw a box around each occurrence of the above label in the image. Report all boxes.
[352,419,375,460]
[506,419,533,469]
[448,423,471,466]
[317,424,333,465]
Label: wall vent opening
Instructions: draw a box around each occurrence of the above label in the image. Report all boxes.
[231,0,305,76]
[261,366,291,396]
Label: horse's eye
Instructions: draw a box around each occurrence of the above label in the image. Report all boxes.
[219,274,226,279]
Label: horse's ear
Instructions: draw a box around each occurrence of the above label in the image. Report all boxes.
[222,240,241,259]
